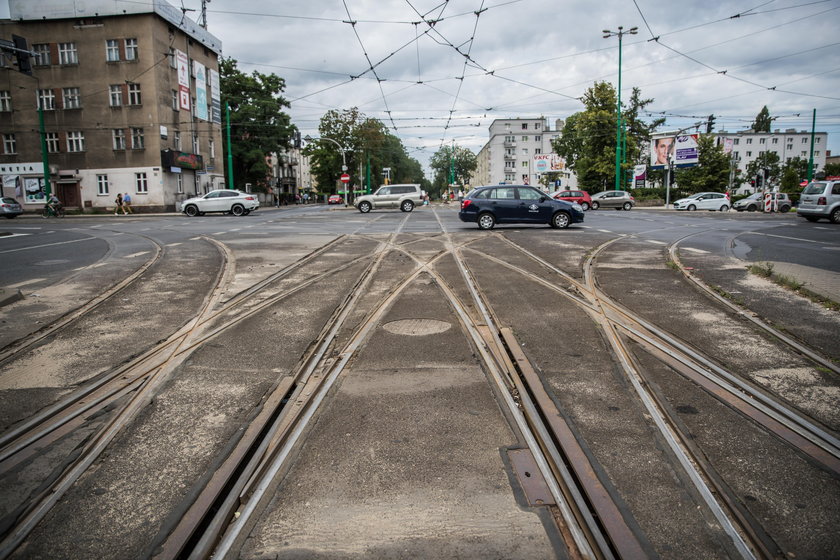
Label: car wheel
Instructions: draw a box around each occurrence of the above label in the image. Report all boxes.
[779,205,790,213]
[359,201,372,213]
[688,204,696,211]
[477,212,495,230]
[591,201,600,210]
[623,202,632,211]
[580,202,589,211]
[231,204,245,217]
[401,200,415,212]
[831,207,840,224]
[720,204,729,212]
[184,205,199,217]
[805,216,820,222]
[747,205,757,212]
[551,211,570,229]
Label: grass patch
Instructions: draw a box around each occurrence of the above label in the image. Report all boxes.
[666,260,679,271]
[747,262,840,311]
[748,261,774,278]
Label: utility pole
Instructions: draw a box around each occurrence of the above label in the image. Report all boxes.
[807,109,816,182]
[603,26,638,191]
[225,101,234,189]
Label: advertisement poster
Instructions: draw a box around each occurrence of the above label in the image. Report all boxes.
[24,177,46,203]
[532,154,566,173]
[193,60,208,121]
[633,164,647,188]
[650,136,674,168]
[209,68,221,124]
[176,50,190,111]
[674,134,699,165]
[650,134,699,167]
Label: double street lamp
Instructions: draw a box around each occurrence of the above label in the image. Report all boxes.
[603,26,637,191]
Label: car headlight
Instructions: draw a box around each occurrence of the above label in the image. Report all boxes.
[571,203,583,211]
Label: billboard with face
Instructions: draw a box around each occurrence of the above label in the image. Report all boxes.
[650,134,699,168]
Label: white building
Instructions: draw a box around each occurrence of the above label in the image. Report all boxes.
[474,118,576,190]
[717,128,827,194]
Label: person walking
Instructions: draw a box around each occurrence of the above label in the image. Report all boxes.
[122,193,133,214]
[114,193,127,215]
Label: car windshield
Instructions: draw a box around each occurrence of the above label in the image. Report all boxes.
[1,197,17,204]
[802,182,826,195]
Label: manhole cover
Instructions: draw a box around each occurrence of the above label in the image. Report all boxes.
[383,318,452,336]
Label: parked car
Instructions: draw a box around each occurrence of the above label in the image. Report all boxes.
[797,180,840,223]
[672,192,730,211]
[458,185,584,230]
[328,194,344,205]
[732,192,791,213]
[551,189,592,211]
[355,184,423,213]
[179,189,259,217]
[590,190,635,210]
[0,197,23,218]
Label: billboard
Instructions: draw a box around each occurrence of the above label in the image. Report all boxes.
[193,60,208,121]
[650,134,699,168]
[532,154,566,173]
[209,69,221,124]
[176,50,190,112]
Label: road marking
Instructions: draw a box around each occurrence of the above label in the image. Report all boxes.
[211,232,227,235]
[7,278,46,288]
[166,242,182,247]
[229,228,241,232]
[578,225,591,229]
[597,229,612,233]
[8,227,41,230]
[124,251,150,258]
[0,236,97,254]
[683,247,709,254]
[647,239,667,245]
[744,231,836,245]
[815,227,830,230]
[0,233,30,238]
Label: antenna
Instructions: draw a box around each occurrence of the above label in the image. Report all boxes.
[200,0,211,29]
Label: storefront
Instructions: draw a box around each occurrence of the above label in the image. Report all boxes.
[0,162,50,208]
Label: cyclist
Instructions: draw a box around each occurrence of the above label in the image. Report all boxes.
[43,194,65,217]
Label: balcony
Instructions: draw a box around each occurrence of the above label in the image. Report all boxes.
[504,153,516,160]
[503,140,517,148]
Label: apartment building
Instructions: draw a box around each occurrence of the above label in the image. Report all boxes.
[0,0,224,212]
[474,118,576,190]
[717,128,827,193]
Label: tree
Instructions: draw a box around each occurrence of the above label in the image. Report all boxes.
[752,106,772,133]
[822,161,840,177]
[673,134,731,193]
[429,145,477,192]
[745,151,781,188]
[552,82,662,190]
[220,58,294,190]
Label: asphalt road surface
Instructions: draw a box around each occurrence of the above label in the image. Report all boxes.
[0,204,838,559]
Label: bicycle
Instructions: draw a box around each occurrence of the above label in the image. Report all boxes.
[42,204,66,218]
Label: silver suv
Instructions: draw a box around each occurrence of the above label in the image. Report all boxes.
[355,184,423,213]
[797,180,840,223]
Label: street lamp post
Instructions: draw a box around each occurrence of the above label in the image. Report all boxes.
[305,135,349,206]
[603,26,637,191]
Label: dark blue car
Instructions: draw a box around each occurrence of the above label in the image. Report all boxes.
[458,185,585,230]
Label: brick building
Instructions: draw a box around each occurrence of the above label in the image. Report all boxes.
[0,0,224,212]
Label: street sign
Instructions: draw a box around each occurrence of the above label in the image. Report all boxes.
[340,173,350,183]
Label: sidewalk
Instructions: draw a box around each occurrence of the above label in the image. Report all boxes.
[765,262,840,305]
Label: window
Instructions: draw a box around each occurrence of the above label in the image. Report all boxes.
[772,138,778,144]
[37,89,55,110]
[106,39,120,61]
[176,173,183,193]
[746,138,752,144]
[746,151,752,157]
[734,139,739,145]
[58,42,78,64]
[816,137,821,144]
[109,85,122,106]
[33,44,51,66]
[131,127,144,149]
[801,151,807,156]
[802,138,808,144]
[521,136,528,142]
[787,144,793,150]
[174,131,181,150]
[0,91,10,112]
[168,47,177,68]
[66,131,85,152]
[535,123,541,130]
[3,134,16,154]
[171,90,179,110]
[97,174,109,195]
[522,148,529,155]
[112,129,126,150]
[815,151,820,156]
[63,87,81,109]
[45,132,60,153]
[135,172,148,193]
[127,83,141,105]
[505,161,515,169]
[535,148,541,155]
[759,138,765,144]
[125,38,138,60]
[535,135,541,142]
[521,123,528,130]
[521,161,528,167]
[193,134,199,154]
[209,140,215,159]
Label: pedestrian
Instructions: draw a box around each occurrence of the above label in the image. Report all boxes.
[122,192,133,214]
[114,193,126,215]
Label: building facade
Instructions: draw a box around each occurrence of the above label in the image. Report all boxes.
[717,128,828,194]
[473,118,576,190]
[0,0,224,212]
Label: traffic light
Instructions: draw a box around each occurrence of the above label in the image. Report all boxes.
[12,35,31,76]
[756,174,763,188]
[706,114,716,134]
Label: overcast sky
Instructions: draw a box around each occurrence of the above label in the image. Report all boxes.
[8,0,840,174]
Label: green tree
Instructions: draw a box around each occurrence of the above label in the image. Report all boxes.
[752,106,772,133]
[429,145,477,192]
[780,157,809,191]
[220,58,294,190]
[673,134,731,193]
[552,82,662,190]
[821,161,840,177]
[745,151,781,187]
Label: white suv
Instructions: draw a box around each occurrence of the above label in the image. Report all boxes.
[355,184,423,213]
[798,180,840,223]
